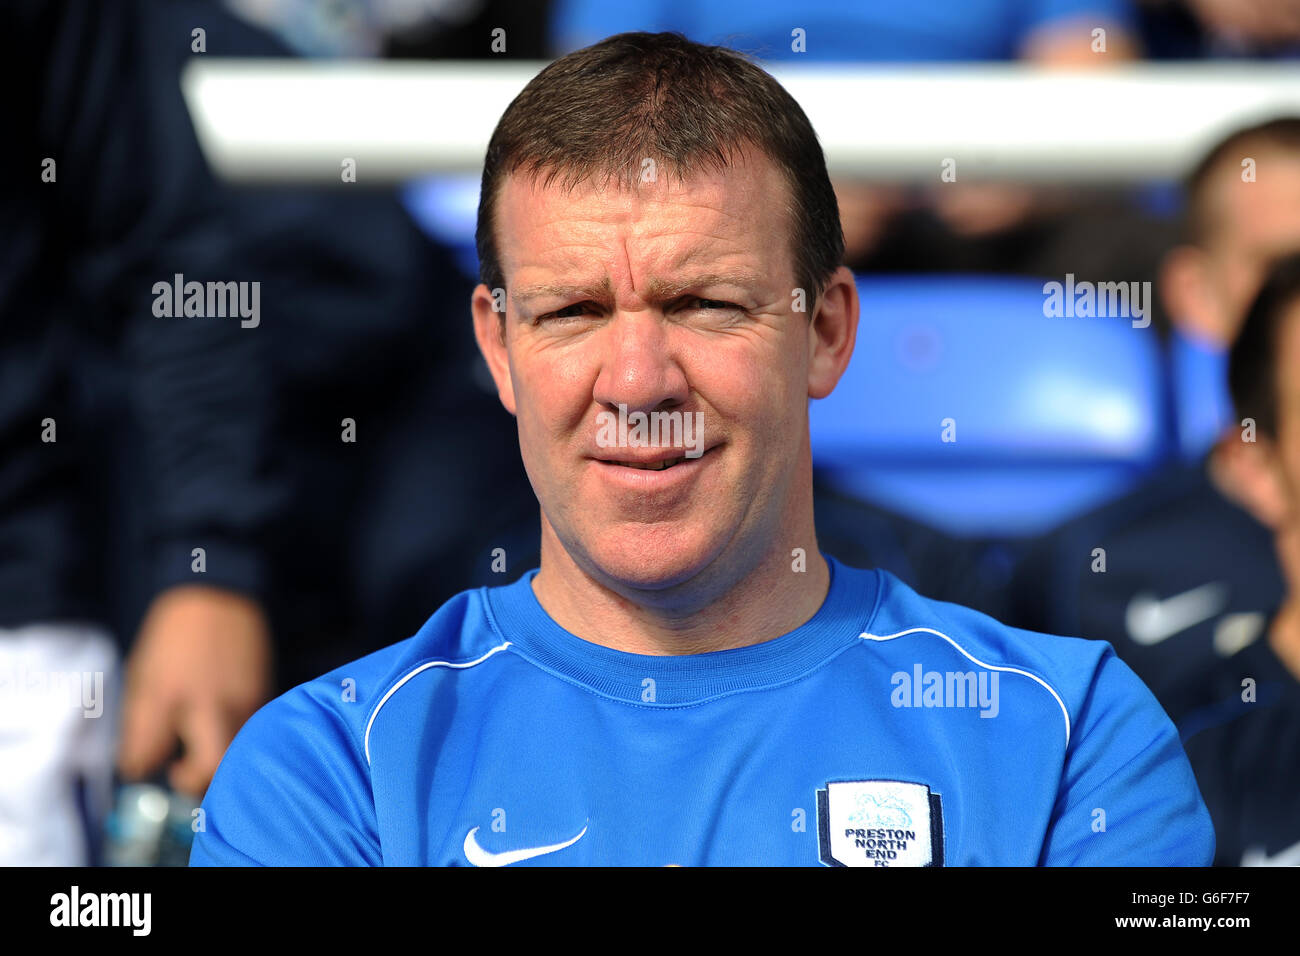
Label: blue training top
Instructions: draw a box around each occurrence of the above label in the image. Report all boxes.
[190,555,1214,866]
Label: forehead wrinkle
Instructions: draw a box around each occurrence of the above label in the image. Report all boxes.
[512,266,768,308]
[505,159,791,304]
[643,270,768,300]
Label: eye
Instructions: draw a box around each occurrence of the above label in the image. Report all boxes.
[539,302,596,322]
[685,297,742,313]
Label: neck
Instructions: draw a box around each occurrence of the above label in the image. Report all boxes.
[530,501,830,656]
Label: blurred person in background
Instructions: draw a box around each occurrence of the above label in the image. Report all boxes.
[1162,118,1300,350]
[1002,117,1300,731]
[1176,252,1300,865]
[220,0,554,58]
[2,0,280,864]
[2,0,536,865]
[127,0,540,776]
[1138,0,1300,59]
[124,0,539,773]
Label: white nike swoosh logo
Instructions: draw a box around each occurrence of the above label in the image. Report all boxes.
[463,823,588,867]
[1241,838,1300,866]
[1125,583,1229,646]
[1212,611,1266,657]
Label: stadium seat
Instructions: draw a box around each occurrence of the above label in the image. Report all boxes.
[810,276,1173,537]
[1167,327,1233,460]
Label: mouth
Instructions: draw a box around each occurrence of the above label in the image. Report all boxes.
[593,444,717,474]
[589,445,718,496]
[604,455,691,471]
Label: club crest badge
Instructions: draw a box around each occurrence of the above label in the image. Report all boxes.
[817,780,944,867]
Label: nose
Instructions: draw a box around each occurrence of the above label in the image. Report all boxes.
[591,310,690,418]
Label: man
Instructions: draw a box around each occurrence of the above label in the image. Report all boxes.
[1176,252,1300,866]
[1,0,535,867]
[1,0,281,864]
[1003,118,1300,720]
[1162,118,1300,352]
[191,32,1211,866]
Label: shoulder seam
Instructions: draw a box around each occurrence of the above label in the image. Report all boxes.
[363,641,512,765]
[859,626,1072,748]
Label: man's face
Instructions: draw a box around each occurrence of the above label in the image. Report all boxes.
[473,148,841,592]
[1268,300,1300,526]
[1198,149,1300,340]
[1227,299,1300,545]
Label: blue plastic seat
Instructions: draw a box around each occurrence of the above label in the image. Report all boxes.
[1167,327,1232,460]
[810,275,1172,537]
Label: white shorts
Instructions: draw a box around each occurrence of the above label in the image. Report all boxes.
[0,622,119,866]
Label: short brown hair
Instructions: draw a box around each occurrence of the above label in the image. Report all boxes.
[1185,116,1300,244]
[475,31,844,305]
[1229,250,1300,439]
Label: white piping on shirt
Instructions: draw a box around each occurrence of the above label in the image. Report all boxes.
[364,641,512,765]
[860,627,1072,749]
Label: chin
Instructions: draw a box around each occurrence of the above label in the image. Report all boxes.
[583,525,723,592]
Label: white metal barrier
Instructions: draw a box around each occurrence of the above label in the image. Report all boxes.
[181,60,1300,183]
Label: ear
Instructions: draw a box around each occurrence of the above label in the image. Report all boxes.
[1160,244,1229,345]
[472,283,517,416]
[807,266,859,400]
[1213,431,1291,530]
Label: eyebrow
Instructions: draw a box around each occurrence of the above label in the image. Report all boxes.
[512,277,613,306]
[511,271,766,306]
